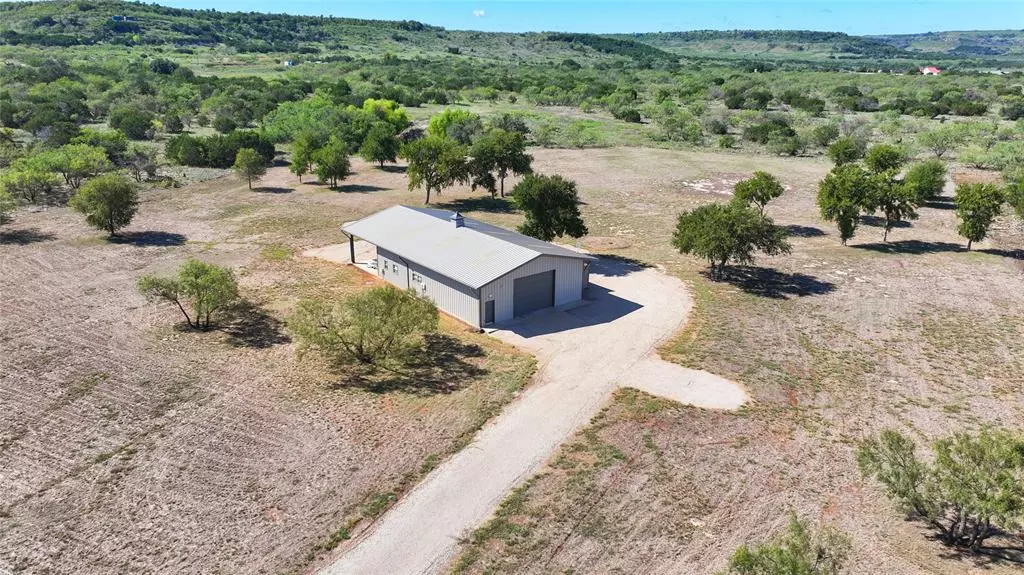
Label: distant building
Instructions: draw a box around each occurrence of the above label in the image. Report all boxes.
[111,15,137,21]
[281,60,295,67]
[920,66,941,76]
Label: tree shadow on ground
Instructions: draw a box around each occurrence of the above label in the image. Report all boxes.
[785,224,826,238]
[343,334,487,395]
[591,254,651,277]
[253,186,293,194]
[852,240,965,255]
[0,228,57,245]
[436,196,516,214]
[336,184,389,193]
[982,248,1024,260]
[220,300,291,349]
[923,196,957,210]
[860,215,912,228]
[109,231,187,247]
[707,266,836,299]
[380,165,407,174]
[935,533,1024,567]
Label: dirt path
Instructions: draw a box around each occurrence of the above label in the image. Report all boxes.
[319,257,746,575]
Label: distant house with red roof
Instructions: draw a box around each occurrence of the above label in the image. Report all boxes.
[920,66,941,76]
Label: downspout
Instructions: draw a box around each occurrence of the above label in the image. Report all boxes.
[340,230,355,264]
[395,254,412,290]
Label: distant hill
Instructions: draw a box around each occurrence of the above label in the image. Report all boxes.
[871,30,1024,57]
[0,0,1020,67]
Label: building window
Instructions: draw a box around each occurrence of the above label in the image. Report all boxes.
[411,272,422,282]
[392,263,398,273]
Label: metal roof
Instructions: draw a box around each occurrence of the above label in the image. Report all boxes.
[342,205,594,289]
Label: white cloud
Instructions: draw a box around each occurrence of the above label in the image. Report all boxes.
[472,9,485,17]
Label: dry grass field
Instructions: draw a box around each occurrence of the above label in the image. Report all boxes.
[451,148,1024,574]
[2,146,1022,574]
[0,161,536,574]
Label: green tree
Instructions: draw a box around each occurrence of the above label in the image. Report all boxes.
[359,122,400,168]
[858,428,1024,551]
[903,159,947,204]
[288,286,439,369]
[811,123,840,147]
[126,144,158,183]
[954,183,1003,250]
[672,202,791,278]
[864,178,918,242]
[0,187,15,224]
[108,106,155,140]
[0,159,62,204]
[138,259,239,330]
[232,147,267,190]
[401,135,468,204]
[39,144,111,189]
[817,164,875,245]
[864,144,907,174]
[722,513,850,575]
[289,130,322,182]
[917,124,970,159]
[469,129,533,197]
[511,174,588,242]
[733,171,785,215]
[427,109,482,145]
[314,136,352,188]
[69,174,138,236]
[826,136,866,166]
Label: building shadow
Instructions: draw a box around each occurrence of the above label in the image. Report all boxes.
[220,300,291,349]
[852,240,964,255]
[0,228,56,245]
[337,184,389,193]
[785,224,826,238]
[108,231,187,247]
[436,196,516,214]
[707,266,836,299]
[344,334,487,395]
[498,283,644,339]
[590,254,651,277]
[254,186,293,194]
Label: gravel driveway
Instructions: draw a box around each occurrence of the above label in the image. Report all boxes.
[321,257,747,575]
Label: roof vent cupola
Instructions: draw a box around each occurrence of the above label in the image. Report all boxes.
[450,211,465,228]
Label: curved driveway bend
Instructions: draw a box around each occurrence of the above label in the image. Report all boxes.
[321,257,747,575]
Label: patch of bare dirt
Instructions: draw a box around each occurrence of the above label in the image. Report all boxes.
[0,159,534,574]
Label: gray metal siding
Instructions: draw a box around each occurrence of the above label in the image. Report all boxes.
[377,248,481,328]
[479,256,586,324]
[513,271,555,317]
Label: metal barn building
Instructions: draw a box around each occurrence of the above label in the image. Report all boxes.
[341,206,595,328]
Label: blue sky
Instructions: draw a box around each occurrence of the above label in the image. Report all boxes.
[157,1,1024,35]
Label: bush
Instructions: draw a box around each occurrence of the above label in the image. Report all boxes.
[858,428,1024,551]
[166,131,275,169]
[704,117,729,135]
[723,513,849,575]
[289,286,439,369]
[108,107,154,140]
[827,136,866,166]
[718,135,736,149]
[810,124,840,147]
[138,260,239,330]
[768,134,804,156]
[742,117,795,144]
[903,159,946,203]
[212,115,237,134]
[69,174,138,236]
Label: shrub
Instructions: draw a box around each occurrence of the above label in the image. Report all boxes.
[827,136,866,166]
[138,260,239,330]
[903,159,946,203]
[69,174,138,236]
[723,513,849,575]
[811,124,840,147]
[289,286,439,369]
[718,135,736,149]
[858,428,1024,552]
[108,107,155,140]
